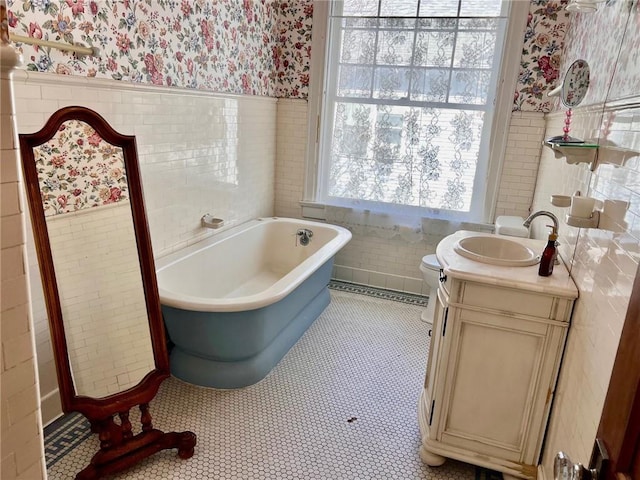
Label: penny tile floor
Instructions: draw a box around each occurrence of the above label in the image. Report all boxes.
[45,285,501,480]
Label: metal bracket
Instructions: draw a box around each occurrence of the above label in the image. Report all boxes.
[589,438,609,480]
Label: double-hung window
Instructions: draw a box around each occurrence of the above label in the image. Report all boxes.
[309,0,525,223]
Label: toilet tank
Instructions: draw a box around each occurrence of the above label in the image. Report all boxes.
[495,216,529,238]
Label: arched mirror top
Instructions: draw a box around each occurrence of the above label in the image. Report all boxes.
[19,106,168,415]
[561,59,590,108]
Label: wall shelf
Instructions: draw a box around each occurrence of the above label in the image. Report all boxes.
[597,145,640,167]
[543,141,599,169]
[543,141,640,171]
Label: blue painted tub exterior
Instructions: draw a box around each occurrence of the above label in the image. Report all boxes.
[162,259,334,389]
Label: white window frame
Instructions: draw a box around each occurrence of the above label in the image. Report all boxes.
[302,0,529,223]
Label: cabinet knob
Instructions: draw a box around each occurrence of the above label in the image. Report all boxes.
[439,269,447,283]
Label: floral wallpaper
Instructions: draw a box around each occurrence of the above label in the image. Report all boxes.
[8,0,570,109]
[273,0,312,98]
[8,0,281,96]
[514,0,570,112]
[34,119,129,216]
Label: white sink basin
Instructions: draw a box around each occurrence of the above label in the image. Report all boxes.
[453,236,540,267]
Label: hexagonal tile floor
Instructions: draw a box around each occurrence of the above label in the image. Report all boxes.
[45,286,501,479]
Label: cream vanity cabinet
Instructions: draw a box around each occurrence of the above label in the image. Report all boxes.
[418,231,578,480]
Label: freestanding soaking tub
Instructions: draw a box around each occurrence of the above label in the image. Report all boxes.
[156,217,351,388]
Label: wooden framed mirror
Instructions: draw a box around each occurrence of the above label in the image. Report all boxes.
[19,106,196,480]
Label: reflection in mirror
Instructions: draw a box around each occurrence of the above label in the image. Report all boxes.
[561,59,590,108]
[20,106,196,480]
[33,119,155,399]
[547,59,590,144]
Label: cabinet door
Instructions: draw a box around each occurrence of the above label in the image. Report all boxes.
[423,287,448,430]
[437,308,565,463]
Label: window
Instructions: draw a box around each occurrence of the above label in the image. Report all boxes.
[307,0,526,223]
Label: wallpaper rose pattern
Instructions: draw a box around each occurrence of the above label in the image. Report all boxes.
[8,0,567,110]
[9,0,273,96]
[34,120,129,216]
[273,0,313,98]
[514,0,570,112]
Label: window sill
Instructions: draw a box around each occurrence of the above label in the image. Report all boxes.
[299,201,494,236]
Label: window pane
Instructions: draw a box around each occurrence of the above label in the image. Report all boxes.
[448,69,491,104]
[341,29,376,64]
[342,0,379,17]
[380,0,418,17]
[328,103,484,211]
[377,29,415,66]
[411,68,449,102]
[418,0,460,17]
[453,28,498,69]
[414,30,455,67]
[337,65,373,97]
[373,67,410,99]
[460,0,502,17]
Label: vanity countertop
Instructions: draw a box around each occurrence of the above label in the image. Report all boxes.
[436,230,579,299]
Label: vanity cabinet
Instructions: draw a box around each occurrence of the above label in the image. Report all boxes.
[418,231,578,480]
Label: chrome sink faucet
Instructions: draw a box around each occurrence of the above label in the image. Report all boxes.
[522,210,559,233]
[523,211,560,264]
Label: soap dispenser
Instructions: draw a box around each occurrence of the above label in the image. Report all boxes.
[538,225,558,277]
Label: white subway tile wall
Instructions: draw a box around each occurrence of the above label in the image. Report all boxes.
[46,204,155,398]
[494,111,546,219]
[13,71,277,422]
[533,105,640,478]
[24,216,60,425]
[13,72,277,259]
[1,69,46,478]
[275,98,306,219]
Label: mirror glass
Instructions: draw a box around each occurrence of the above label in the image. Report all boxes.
[33,119,155,398]
[561,59,590,108]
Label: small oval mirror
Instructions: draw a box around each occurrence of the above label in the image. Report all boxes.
[561,59,590,108]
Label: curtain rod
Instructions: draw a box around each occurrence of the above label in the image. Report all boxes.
[9,33,99,56]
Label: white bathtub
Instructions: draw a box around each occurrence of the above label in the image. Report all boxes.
[156,217,351,388]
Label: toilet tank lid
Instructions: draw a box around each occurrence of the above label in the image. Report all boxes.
[495,216,529,238]
[421,254,440,270]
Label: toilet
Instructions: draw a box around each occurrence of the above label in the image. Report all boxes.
[419,216,529,323]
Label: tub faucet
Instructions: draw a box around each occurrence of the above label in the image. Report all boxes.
[296,228,313,246]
